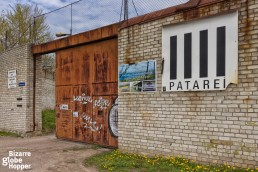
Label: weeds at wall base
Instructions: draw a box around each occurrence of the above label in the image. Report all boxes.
[0,131,22,137]
[42,109,56,134]
[84,150,258,172]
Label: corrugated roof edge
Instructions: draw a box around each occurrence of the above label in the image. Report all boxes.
[120,0,223,29]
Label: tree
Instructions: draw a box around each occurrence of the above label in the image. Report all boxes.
[0,3,52,51]
[42,53,56,72]
[0,12,8,52]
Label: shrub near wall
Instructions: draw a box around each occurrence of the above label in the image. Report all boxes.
[118,0,258,169]
[42,109,56,133]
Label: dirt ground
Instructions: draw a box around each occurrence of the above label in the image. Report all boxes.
[0,134,110,172]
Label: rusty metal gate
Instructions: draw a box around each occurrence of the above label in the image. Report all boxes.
[32,24,119,147]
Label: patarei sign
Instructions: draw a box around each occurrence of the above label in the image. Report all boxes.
[162,12,238,91]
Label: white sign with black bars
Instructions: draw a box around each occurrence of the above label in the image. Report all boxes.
[162,12,238,91]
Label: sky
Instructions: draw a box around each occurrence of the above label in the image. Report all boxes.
[0,0,189,38]
[0,0,75,14]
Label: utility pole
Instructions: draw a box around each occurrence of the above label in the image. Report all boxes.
[123,0,130,42]
[70,4,73,35]
[124,0,128,21]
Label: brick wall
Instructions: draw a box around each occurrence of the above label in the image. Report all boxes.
[0,44,42,133]
[118,0,258,168]
[42,70,55,110]
[35,57,43,131]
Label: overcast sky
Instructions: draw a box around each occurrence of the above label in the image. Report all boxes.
[0,0,188,37]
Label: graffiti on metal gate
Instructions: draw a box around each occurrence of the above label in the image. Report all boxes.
[82,113,102,132]
[73,93,92,104]
[94,97,110,110]
[108,98,118,137]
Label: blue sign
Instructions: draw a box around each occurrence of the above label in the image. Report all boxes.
[19,82,26,87]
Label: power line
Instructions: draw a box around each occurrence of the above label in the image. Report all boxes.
[119,0,124,22]
[132,0,139,16]
[34,0,83,18]
[2,0,189,47]
[53,0,188,39]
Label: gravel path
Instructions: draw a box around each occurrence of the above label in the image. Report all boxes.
[0,134,109,172]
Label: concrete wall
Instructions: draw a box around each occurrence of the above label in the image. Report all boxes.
[0,44,42,133]
[118,0,258,168]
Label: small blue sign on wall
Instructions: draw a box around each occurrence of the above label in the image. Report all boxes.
[18,82,26,87]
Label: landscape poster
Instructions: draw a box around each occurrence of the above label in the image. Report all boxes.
[119,60,156,92]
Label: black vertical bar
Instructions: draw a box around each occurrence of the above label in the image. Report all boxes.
[200,30,208,78]
[184,33,192,79]
[217,26,226,76]
[170,36,177,80]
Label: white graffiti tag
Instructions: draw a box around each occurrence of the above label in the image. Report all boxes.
[82,113,102,132]
[74,93,92,104]
[94,97,110,110]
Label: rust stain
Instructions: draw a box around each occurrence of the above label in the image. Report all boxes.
[125,25,138,64]
[74,126,79,138]
[32,23,119,55]
[210,139,233,146]
[183,8,200,20]
[183,0,230,21]
[243,98,251,104]
[125,27,133,64]
[243,98,249,117]
[119,0,229,29]
[120,0,200,28]
[176,0,201,11]
[141,112,148,127]
[125,49,131,64]
[56,38,118,147]
[102,52,108,82]
[216,0,230,11]
[244,0,252,61]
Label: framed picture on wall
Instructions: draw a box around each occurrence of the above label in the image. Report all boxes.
[119,60,156,93]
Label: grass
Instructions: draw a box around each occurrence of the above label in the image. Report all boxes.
[84,150,258,172]
[0,131,21,137]
[42,109,56,133]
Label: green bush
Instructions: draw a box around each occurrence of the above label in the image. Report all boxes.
[42,109,56,133]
